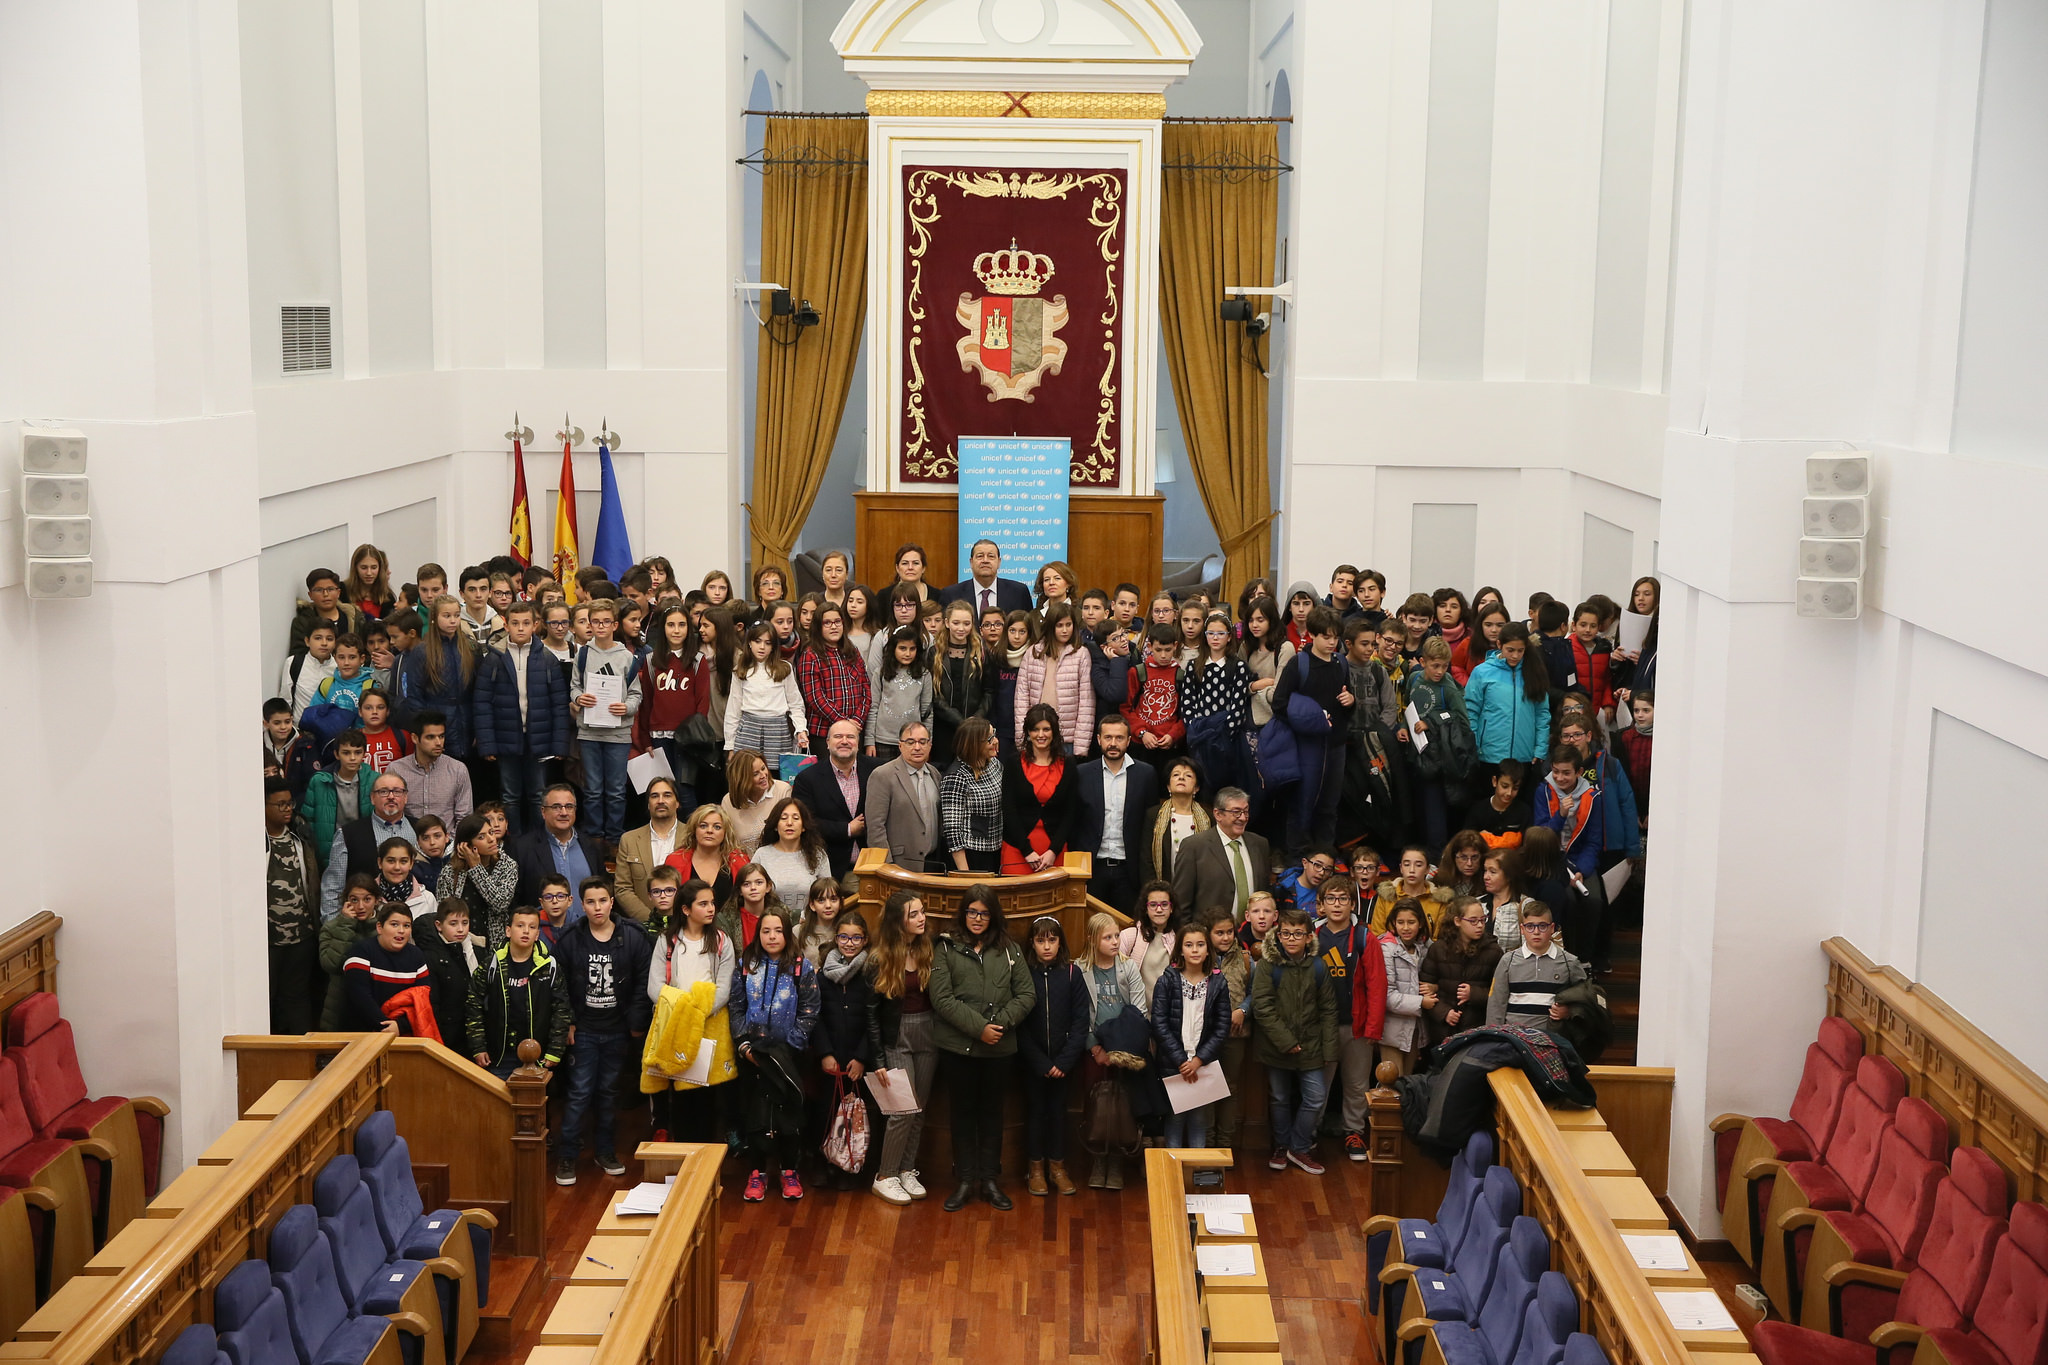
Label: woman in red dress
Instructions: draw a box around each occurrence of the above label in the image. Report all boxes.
[1001,703,1079,875]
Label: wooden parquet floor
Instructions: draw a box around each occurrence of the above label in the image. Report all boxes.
[484,1105,1380,1364]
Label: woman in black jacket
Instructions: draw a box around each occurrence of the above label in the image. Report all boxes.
[810,914,882,1189]
[930,601,990,769]
[1017,916,1089,1198]
[1000,704,1081,874]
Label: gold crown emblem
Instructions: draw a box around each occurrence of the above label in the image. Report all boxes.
[973,239,1056,297]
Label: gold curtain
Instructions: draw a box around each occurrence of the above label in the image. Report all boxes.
[1158,123,1280,606]
[748,117,868,581]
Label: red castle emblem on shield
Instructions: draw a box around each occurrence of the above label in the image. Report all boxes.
[956,238,1069,403]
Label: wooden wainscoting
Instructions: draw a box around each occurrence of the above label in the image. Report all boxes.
[853,490,1166,599]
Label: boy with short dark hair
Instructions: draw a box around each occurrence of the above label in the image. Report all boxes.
[468,906,570,1077]
[302,729,375,862]
[1462,759,1530,844]
[316,633,372,713]
[1326,565,1363,621]
[279,622,338,722]
[422,896,483,1046]
[263,697,319,797]
[413,814,452,890]
[1272,606,1355,854]
[291,567,366,653]
[1355,571,1389,632]
[415,563,448,603]
[552,879,653,1182]
[1312,878,1384,1162]
[1120,623,1187,778]
[458,565,498,643]
[1535,599,1578,696]
[570,601,642,845]
[1484,901,1587,1032]
[1568,601,1615,718]
[1252,907,1338,1175]
[1396,594,1435,668]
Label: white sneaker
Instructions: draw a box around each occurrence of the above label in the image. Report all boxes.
[871,1176,912,1205]
[898,1169,928,1200]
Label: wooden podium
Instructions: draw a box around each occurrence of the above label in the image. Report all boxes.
[848,846,1125,954]
[853,490,1166,600]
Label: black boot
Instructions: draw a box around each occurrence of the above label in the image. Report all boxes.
[980,1179,1013,1211]
[944,1181,975,1211]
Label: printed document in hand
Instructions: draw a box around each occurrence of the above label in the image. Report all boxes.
[678,1037,714,1087]
[627,747,673,794]
[1621,1233,1689,1271]
[1184,1194,1253,1215]
[1601,859,1632,902]
[1196,1245,1257,1278]
[1404,702,1428,753]
[866,1067,921,1115]
[1163,1060,1231,1114]
[1619,610,1652,653]
[1656,1291,1737,1333]
[583,672,625,726]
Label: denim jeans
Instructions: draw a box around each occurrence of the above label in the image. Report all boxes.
[1266,1064,1330,1153]
[556,1028,633,1160]
[1162,1103,1210,1150]
[497,753,548,837]
[581,741,631,842]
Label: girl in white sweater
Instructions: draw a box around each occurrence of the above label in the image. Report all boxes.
[725,620,807,765]
[1378,900,1429,1076]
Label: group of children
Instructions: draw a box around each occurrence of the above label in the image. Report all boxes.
[261,539,1656,1197]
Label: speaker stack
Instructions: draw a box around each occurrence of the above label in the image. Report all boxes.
[1796,453,1868,620]
[20,426,92,599]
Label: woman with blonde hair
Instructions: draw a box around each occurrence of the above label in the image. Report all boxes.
[663,804,746,905]
[719,749,791,855]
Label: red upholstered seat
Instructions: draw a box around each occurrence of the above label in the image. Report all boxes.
[1755,1320,1888,1365]
[1760,1055,1909,1314]
[1917,1203,2048,1365]
[1837,1148,2011,1350]
[0,1054,94,1285]
[5,992,162,1185]
[1717,1016,1865,1266]
[0,1054,73,1190]
[1799,1098,1951,1332]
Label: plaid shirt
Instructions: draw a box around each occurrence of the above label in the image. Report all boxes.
[939,760,1004,853]
[795,645,872,732]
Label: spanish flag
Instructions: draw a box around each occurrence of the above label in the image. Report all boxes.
[507,435,533,567]
[552,436,580,603]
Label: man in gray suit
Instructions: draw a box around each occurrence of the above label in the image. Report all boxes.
[865,721,943,872]
[1170,787,1271,922]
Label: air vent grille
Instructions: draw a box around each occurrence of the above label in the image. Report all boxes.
[281,304,332,373]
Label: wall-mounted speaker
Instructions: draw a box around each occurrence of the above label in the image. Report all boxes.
[26,558,93,600]
[1796,577,1861,620]
[22,475,88,516]
[1802,496,1868,539]
[24,515,91,558]
[21,427,87,474]
[1805,453,1870,497]
[1799,537,1864,579]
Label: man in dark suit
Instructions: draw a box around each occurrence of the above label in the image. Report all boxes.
[938,538,1032,617]
[1072,714,1158,914]
[790,719,878,880]
[1171,786,1270,923]
[510,784,610,908]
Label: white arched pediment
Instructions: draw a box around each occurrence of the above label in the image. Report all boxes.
[832,0,1201,92]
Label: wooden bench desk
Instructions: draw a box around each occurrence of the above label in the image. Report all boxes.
[1204,1290,1279,1354]
[81,1215,172,1276]
[1193,1210,1260,1243]
[196,1119,271,1166]
[14,1275,114,1342]
[594,1191,659,1237]
[569,1236,649,1286]
[1560,1127,1636,1177]
[1586,1174,1667,1229]
[145,1162,226,1217]
[538,1286,623,1345]
[241,1079,308,1120]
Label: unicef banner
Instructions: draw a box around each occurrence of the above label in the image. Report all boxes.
[957,436,1070,585]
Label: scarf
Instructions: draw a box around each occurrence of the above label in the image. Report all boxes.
[822,947,868,985]
[1006,645,1029,669]
[374,876,415,905]
[1633,719,1653,737]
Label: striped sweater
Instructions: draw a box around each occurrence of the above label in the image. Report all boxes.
[1483,944,1588,1031]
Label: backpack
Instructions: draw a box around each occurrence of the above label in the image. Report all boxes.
[1415,684,1477,783]
[298,700,360,754]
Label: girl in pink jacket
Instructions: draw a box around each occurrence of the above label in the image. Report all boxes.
[1014,602,1095,758]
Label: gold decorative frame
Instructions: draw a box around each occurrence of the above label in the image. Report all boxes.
[866,90,1168,119]
[901,168,1125,484]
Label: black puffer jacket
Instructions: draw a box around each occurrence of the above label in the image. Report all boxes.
[1018,960,1089,1078]
[931,648,990,764]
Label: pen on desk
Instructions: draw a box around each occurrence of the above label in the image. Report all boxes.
[585,1256,615,1269]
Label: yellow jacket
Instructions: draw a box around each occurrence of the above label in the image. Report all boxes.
[640,981,738,1092]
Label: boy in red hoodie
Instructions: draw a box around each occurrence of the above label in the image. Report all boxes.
[1568,601,1616,720]
[1120,623,1187,780]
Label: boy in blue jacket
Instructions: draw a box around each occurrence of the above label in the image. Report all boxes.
[473,601,572,838]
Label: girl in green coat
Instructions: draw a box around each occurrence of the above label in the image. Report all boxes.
[930,885,1035,1212]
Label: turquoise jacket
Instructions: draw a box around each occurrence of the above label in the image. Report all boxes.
[1464,652,1551,765]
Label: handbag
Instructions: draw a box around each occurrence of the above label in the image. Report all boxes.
[821,1077,871,1172]
[1083,1077,1142,1152]
[673,713,720,754]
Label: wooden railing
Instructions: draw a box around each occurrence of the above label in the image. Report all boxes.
[20,1033,393,1365]
[1825,936,2048,1202]
[1145,1148,1235,1365]
[0,910,62,1033]
[1488,1070,1692,1365]
[222,1033,549,1258]
[850,848,1115,950]
[584,1143,725,1365]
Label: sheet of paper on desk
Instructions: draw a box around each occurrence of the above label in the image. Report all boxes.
[1185,1194,1253,1215]
[1621,1233,1689,1271]
[1204,1212,1246,1234]
[1196,1245,1256,1278]
[1656,1291,1737,1332]
[616,1180,673,1215]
